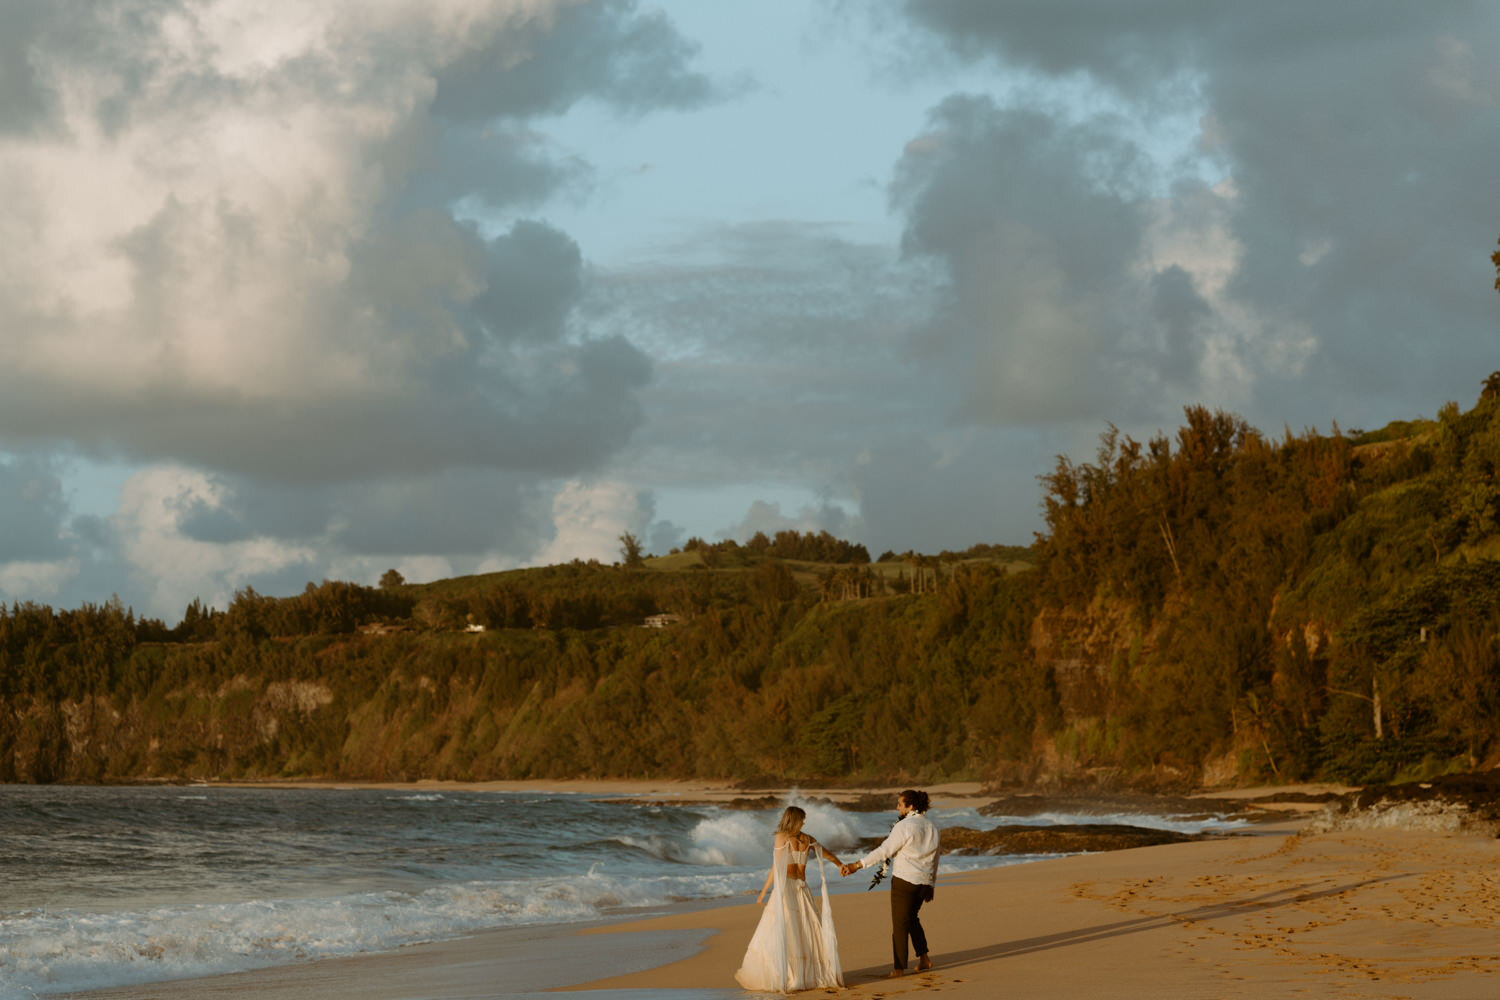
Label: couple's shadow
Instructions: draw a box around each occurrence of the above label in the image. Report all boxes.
[841,875,1408,983]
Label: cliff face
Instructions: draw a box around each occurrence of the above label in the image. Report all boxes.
[1,679,341,783]
[1031,601,1142,721]
[1023,592,1321,790]
[1025,600,1198,789]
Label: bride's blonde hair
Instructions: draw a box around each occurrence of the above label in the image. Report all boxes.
[776,805,806,835]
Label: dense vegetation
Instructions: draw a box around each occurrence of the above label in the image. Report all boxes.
[0,540,1035,784]
[5,389,1500,788]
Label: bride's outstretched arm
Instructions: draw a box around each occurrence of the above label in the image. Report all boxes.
[755,865,774,904]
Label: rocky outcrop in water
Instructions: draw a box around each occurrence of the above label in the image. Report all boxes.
[1308,772,1500,835]
[937,824,1207,855]
[977,790,1319,824]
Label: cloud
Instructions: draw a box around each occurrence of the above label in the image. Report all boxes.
[590,221,941,491]
[717,498,860,543]
[172,468,549,560]
[892,98,1173,425]
[583,214,1099,552]
[78,464,659,617]
[530,479,651,565]
[0,0,702,484]
[110,465,317,615]
[431,0,716,121]
[0,2,53,135]
[895,1,1500,429]
[852,430,1060,553]
[8,1,1498,617]
[0,451,128,606]
[0,558,80,602]
[0,455,72,564]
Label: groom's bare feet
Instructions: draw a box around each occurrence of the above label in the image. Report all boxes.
[917,955,933,971]
[886,969,905,978]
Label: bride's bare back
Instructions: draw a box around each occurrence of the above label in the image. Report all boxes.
[775,831,813,880]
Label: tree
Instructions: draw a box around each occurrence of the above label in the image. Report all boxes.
[618,532,644,568]
[379,568,405,589]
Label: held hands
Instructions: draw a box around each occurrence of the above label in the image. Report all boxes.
[838,862,859,877]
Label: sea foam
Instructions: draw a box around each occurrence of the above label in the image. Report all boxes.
[0,868,764,998]
[1304,798,1490,835]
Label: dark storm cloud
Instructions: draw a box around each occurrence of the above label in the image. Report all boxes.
[897,0,1500,429]
[397,123,594,214]
[0,2,55,134]
[900,1,1468,99]
[1149,265,1210,383]
[890,96,1186,425]
[0,456,71,563]
[17,341,650,486]
[1205,28,1500,414]
[176,470,549,559]
[432,0,716,121]
[471,221,585,343]
[852,432,1059,553]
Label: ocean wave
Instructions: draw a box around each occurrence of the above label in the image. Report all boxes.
[0,868,758,998]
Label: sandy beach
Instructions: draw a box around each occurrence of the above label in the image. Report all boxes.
[65,782,1500,1000]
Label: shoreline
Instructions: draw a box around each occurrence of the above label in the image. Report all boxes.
[63,810,1500,999]
[202,777,998,810]
[87,776,1358,809]
[46,781,1369,1000]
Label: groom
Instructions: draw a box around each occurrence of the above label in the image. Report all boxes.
[840,788,940,977]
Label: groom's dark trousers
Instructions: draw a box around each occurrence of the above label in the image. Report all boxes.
[890,876,931,970]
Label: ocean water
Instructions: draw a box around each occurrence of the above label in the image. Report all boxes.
[0,786,1248,998]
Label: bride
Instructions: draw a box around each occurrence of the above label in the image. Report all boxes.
[735,806,845,992]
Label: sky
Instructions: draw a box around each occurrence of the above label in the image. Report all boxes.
[2,0,1498,621]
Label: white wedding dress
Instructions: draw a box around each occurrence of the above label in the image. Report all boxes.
[734,836,843,993]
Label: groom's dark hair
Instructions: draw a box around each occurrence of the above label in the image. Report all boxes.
[900,789,930,813]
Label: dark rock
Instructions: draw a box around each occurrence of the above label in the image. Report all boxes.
[1309,772,1500,831]
[837,792,901,812]
[1241,791,1344,804]
[1300,772,1500,836]
[934,824,1207,855]
[607,794,837,810]
[1351,772,1500,817]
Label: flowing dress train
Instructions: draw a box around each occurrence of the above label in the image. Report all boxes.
[734,836,843,993]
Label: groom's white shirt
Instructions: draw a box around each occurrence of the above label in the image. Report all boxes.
[858,811,939,885]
